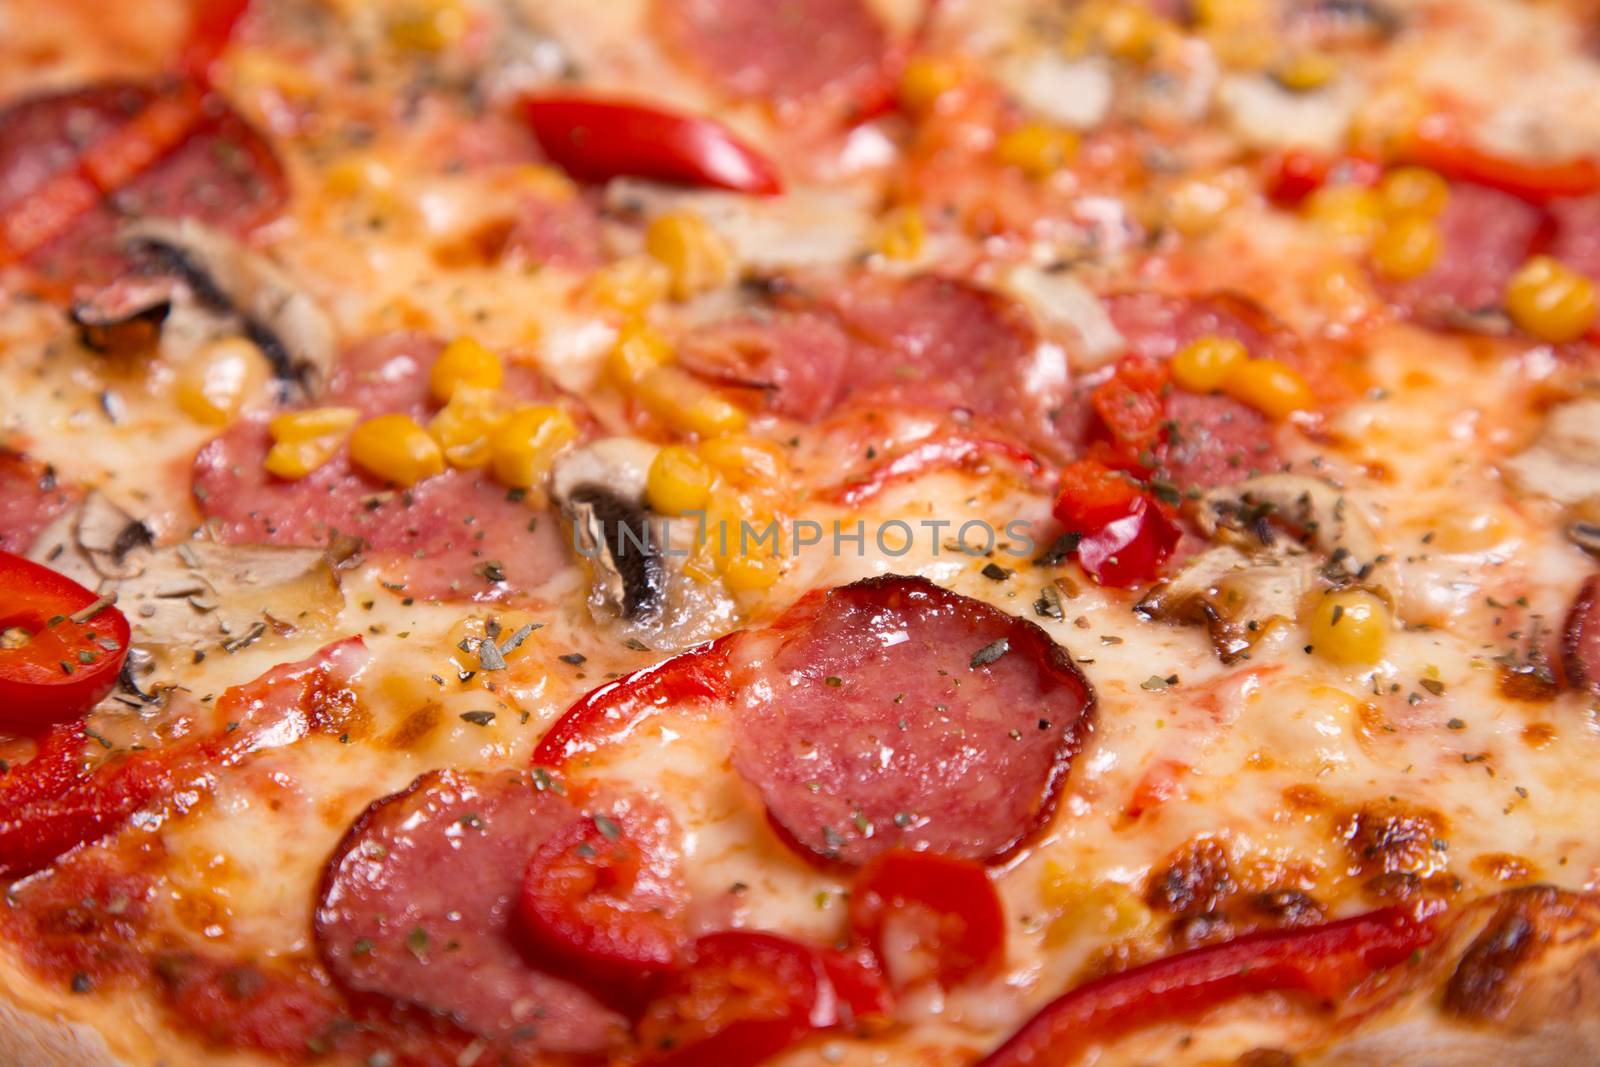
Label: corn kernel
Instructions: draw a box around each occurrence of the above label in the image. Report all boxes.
[1272,51,1338,93]
[876,205,925,261]
[698,435,785,483]
[1193,0,1263,27]
[1093,2,1170,62]
[1505,255,1598,344]
[1165,176,1232,236]
[1370,215,1441,281]
[1171,335,1249,393]
[264,437,343,481]
[1308,588,1389,666]
[349,413,444,487]
[585,255,671,315]
[1209,26,1276,71]
[429,337,503,403]
[719,550,782,592]
[636,366,748,437]
[387,0,466,51]
[269,406,361,443]
[324,154,394,199]
[512,163,577,201]
[1304,185,1384,246]
[606,321,674,386]
[1378,166,1449,219]
[646,211,734,301]
[899,56,962,112]
[995,124,1079,180]
[490,405,579,490]
[647,446,715,516]
[175,337,266,424]
[427,386,501,469]
[1223,359,1315,419]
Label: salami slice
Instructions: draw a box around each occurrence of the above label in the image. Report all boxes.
[315,769,627,1054]
[1159,391,1276,490]
[0,450,79,554]
[1104,290,1294,361]
[1380,182,1543,324]
[1548,193,1600,283]
[193,332,575,601]
[679,274,1069,456]
[726,575,1094,867]
[0,81,286,295]
[654,0,891,111]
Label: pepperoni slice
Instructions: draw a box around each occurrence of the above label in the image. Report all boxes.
[679,274,1068,456]
[1160,390,1275,490]
[0,81,285,296]
[193,333,576,601]
[654,0,891,113]
[315,769,628,1054]
[0,450,78,554]
[1548,193,1600,284]
[727,575,1094,867]
[1379,182,1544,324]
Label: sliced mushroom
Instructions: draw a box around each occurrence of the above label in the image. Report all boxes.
[1137,546,1316,663]
[1503,397,1600,507]
[1196,473,1390,589]
[28,493,344,653]
[551,438,738,648]
[1141,475,1394,661]
[101,219,337,395]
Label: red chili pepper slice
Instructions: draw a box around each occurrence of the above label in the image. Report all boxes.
[636,930,827,1067]
[1407,119,1600,204]
[523,96,784,195]
[1051,460,1179,588]
[532,637,732,768]
[976,907,1433,1067]
[0,550,130,732]
[178,0,253,86]
[517,808,689,990]
[848,849,1005,990]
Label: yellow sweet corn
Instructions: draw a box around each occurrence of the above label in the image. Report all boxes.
[175,336,266,425]
[1223,359,1315,419]
[635,366,747,437]
[606,321,674,387]
[489,405,579,490]
[1378,166,1449,219]
[646,211,734,301]
[876,205,926,261]
[429,337,503,404]
[264,437,344,481]
[899,56,961,112]
[1505,255,1598,344]
[386,0,466,51]
[349,413,445,487]
[1370,215,1442,281]
[585,255,671,316]
[1170,335,1249,393]
[647,445,715,516]
[1305,185,1384,246]
[995,124,1079,180]
[427,386,501,469]
[1309,588,1389,666]
[268,406,361,443]
[1273,51,1338,92]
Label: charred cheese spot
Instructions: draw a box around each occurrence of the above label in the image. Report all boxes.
[1146,837,1234,918]
[384,703,442,750]
[1444,886,1600,1021]
[1337,800,1448,878]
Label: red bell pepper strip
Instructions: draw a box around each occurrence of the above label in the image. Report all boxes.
[523,96,784,195]
[976,907,1433,1067]
[849,849,1005,990]
[0,550,130,731]
[532,637,732,768]
[1406,118,1600,204]
[1051,460,1179,588]
[636,930,829,1067]
[177,0,253,87]
[517,809,689,989]
[1263,148,1381,205]
[0,84,207,266]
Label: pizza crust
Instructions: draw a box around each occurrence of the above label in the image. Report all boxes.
[0,951,126,1067]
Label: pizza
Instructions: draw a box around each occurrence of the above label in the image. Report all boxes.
[3,0,1600,1065]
